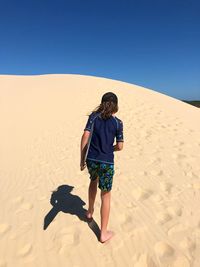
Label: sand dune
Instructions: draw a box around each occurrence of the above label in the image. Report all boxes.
[0,74,200,267]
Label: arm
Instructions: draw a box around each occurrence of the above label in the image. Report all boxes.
[80,130,90,169]
[80,113,93,170]
[114,119,124,151]
[113,141,124,151]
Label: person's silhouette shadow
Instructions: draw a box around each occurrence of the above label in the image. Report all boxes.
[43,184,100,241]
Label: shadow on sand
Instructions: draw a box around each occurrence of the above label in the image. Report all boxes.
[43,184,100,241]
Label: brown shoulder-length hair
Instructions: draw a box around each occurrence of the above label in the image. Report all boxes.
[90,101,119,120]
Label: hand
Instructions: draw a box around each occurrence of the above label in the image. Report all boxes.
[80,162,86,171]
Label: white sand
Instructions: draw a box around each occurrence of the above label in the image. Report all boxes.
[0,74,200,267]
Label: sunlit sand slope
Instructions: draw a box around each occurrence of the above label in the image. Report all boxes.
[0,74,200,267]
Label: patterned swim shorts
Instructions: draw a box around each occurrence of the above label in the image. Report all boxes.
[86,159,115,192]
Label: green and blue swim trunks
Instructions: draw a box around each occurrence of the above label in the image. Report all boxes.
[86,159,115,192]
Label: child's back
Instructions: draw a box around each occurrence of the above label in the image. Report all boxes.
[84,111,123,164]
[80,92,124,243]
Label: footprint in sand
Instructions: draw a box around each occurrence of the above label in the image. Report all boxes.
[126,201,137,209]
[171,153,187,160]
[138,170,148,176]
[132,187,152,201]
[17,243,32,257]
[56,227,80,255]
[154,241,174,258]
[12,196,24,204]
[171,256,191,267]
[160,182,173,193]
[173,141,185,146]
[167,224,196,254]
[156,212,172,225]
[61,231,79,246]
[0,260,7,267]
[167,223,189,237]
[58,234,80,256]
[172,128,179,132]
[185,171,198,178]
[191,181,200,190]
[148,157,161,165]
[15,203,33,214]
[112,235,124,251]
[180,237,196,252]
[10,222,32,240]
[150,170,164,176]
[121,215,136,232]
[0,224,11,236]
[134,253,158,267]
[20,221,32,230]
[151,194,163,202]
[185,129,194,134]
[131,227,149,246]
[167,206,182,217]
[160,124,168,129]
[156,111,163,115]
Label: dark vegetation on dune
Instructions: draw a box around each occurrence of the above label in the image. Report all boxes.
[181,100,200,108]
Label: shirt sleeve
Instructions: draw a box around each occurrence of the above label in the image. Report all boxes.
[116,119,124,142]
[84,113,93,132]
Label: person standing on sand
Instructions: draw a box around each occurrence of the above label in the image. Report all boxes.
[80,92,124,243]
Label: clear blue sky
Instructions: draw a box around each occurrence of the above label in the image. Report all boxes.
[0,0,199,100]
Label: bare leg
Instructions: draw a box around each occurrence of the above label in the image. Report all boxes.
[100,190,114,243]
[86,178,98,218]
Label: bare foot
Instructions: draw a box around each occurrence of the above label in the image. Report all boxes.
[100,231,115,243]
